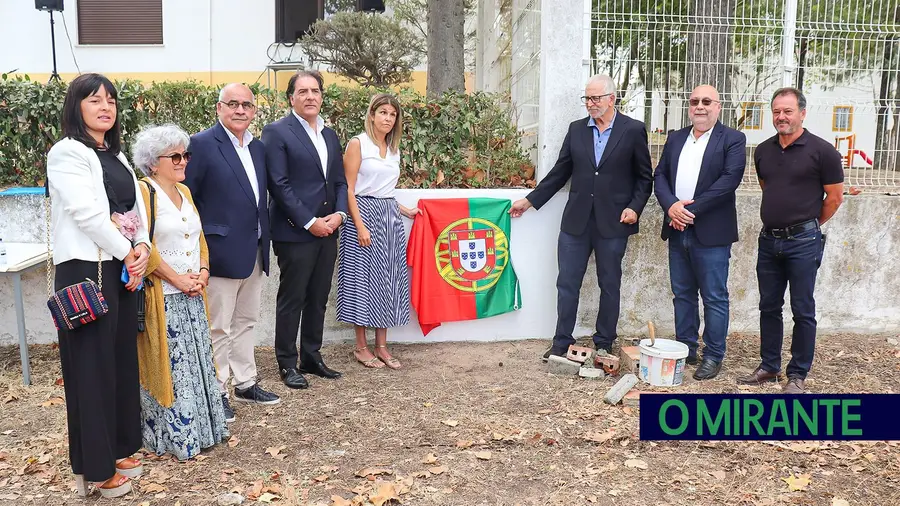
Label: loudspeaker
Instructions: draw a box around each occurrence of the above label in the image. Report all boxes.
[35,0,64,12]
[275,0,322,43]
[357,0,385,12]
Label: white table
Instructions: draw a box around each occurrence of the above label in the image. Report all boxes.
[0,242,51,386]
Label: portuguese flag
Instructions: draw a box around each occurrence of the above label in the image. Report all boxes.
[407,197,521,335]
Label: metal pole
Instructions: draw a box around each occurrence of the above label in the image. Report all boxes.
[49,11,60,83]
[782,0,799,88]
[13,273,31,386]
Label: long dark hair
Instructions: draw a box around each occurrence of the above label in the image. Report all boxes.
[61,73,122,154]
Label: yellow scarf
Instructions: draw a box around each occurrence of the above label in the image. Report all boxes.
[137,178,211,408]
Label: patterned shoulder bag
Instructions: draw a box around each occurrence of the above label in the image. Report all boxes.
[45,183,109,331]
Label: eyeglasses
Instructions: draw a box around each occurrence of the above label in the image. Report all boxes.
[219,100,257,111]
[158,151,191,164]
[581,94,613,104]
[689,98,720,106]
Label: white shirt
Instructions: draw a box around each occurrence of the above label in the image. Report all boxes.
[148,180,202,295]
[221,122,262,238]
[675,128,713,201]
[291,110,329,229]
[353,133,400,198]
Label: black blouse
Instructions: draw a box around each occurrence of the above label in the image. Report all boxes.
[95,149,136,215]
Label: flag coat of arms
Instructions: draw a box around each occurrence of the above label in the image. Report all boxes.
[406,197,521,335]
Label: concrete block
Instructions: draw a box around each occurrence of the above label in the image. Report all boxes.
[604,374,639,404]
[619,346,641,376]
[566,345,593,364]
[579,365,605,379]
[547,354,580,376]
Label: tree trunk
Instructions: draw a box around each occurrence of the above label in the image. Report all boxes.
[796,36,808,91]
[683,0,736,124]
[427,0,466,97]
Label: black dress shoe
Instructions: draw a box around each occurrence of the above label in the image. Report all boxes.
[299,360,342,379]
[280,368,309,389]
[692,358,722,380]
[685,351,699,366]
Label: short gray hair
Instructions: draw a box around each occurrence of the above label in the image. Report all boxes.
[131,124,191,176]
[586,74,616,95]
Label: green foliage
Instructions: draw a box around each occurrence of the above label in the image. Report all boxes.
[300,12,425,87]
[0,78,535,189]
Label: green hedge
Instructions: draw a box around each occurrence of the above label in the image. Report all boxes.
[0,75,536,189]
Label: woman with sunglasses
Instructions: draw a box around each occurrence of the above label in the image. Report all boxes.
[46,73,150,498]
[130,124,229,462]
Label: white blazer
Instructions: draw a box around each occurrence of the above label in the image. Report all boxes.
[46,137,151,265]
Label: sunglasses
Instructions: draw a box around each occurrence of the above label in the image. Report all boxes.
[689,98,719,106]
[158,151,191,164]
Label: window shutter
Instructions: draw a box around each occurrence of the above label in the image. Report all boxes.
[77,0,163,45]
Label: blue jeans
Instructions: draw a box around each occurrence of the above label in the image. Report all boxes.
[552,217,628,353]
[668,227,732,362]
[756,227,825,379]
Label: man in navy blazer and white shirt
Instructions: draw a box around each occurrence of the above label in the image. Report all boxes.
[184,83,280,421]
[262,70,349,390]
[653,84,747,380]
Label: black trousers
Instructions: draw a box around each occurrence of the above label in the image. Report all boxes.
[55,259,141,482]
[273,237,338,371]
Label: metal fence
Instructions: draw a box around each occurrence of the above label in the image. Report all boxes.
[588,0,900,192]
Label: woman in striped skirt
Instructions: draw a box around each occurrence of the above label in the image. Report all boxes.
[338,93,420,369]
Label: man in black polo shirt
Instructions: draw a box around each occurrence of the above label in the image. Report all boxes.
[737,87,844,394]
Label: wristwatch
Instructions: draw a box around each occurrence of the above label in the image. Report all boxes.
[337,211,348,224]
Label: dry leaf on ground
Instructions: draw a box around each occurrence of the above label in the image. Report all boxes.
[356,468,393,478]
[584,430,615,444]
[475,451,492,461]
[331,496,352,506]
[832,499,850,506]
[624,459,648,470]
[428,466,448,475]
[782,473,811,492]
[709,470,727,480]
[141,483,167,493]
[442,420,459,427]
[456,440,473,449]
[258,492,280,503]
[39,397,64,407]
[266,445,287,460]
[227,435,240,448]
[369,482,400,506]
[422,453,438,464]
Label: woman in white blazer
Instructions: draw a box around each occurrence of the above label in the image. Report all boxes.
[46,73,152,498]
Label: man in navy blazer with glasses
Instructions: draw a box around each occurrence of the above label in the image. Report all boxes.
[262,70,349,390]
[184,83,280,423]
[653,84,747,381]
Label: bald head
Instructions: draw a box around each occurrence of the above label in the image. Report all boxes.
[216,83,257,139]
[687,84,721,134]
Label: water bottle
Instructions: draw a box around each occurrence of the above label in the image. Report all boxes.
[0,238,6,269]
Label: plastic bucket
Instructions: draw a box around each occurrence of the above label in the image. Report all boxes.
[638,338,689,386]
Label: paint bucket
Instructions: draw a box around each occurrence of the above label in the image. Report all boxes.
[638,336,689,387]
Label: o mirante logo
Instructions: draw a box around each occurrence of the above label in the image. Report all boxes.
[435,217,510,293]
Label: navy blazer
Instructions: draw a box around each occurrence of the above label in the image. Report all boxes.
[262,113,349,243]
[526,113,654,238]
[653,121,747,246]
[183,122,271,278]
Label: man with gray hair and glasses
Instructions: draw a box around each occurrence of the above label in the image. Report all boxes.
[184,83,280,423]
[510,74,653,359]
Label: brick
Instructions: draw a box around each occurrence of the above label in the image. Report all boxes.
[622,390,641,407]
[547,354,580,376]
[579,365,605,379]
[594,354,620,376]
[603,374,639,404]
[566,345,594,364]
[619,346,641,376]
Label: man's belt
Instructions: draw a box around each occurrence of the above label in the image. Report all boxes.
[762,218,819,239]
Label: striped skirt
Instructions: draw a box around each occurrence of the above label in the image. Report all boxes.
[337,195,411,328]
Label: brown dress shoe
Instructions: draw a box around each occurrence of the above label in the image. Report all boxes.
[783,377,806,394]
[736,366,781,385]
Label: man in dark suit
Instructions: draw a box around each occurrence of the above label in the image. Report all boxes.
[653,84,747,380]
[262,70,349,389]
[510,74,653,358]
[184,83,280,422]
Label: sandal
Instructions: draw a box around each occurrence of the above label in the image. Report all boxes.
[75,472,132,498]
[375,345,402,370]
[115,456,143,478]
[354,347,384,368]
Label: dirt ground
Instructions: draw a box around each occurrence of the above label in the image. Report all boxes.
[0,332,898,506]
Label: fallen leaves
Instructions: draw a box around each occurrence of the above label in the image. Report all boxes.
[227,435,240,448]
[356,467,393,479]
[368,482,400,506]
[3,394,17,404]
[428,466,448,475]
[624,459,648,470]
[39,397,64,407]
[265,445,287,460]
[442,420,459,427]
[832,499,850,506]
[474,451,492,461]
[455,440,473,449]
[421,453,438,465]
[584,430,616,444]
[141,482,167,493]
[782,473,811,492]
[709,470,727,481]
[258,492,280,503]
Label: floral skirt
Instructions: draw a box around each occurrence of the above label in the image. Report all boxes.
[140,293,228,461]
